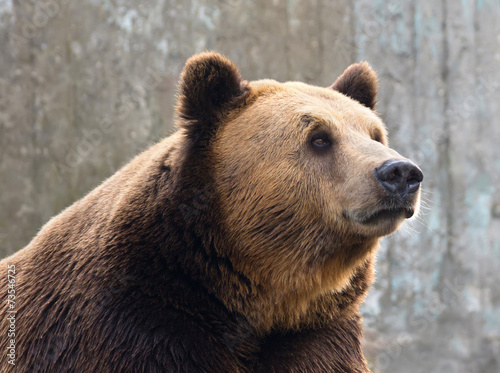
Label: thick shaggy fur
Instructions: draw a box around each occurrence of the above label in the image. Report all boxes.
[1,52,420,372]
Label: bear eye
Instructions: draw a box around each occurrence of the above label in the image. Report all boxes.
[312,138,328,147]
[310,132,332,151]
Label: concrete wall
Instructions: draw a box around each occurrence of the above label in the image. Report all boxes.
[1,1,499,371]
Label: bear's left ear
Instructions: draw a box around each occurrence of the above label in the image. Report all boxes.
[330,62,378,110]
[177,52,249,135]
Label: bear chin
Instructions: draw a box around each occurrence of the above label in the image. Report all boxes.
[343,206,416,237]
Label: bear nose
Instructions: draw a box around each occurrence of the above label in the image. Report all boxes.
[375,159,423,198]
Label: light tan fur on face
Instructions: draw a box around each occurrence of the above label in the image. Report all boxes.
[212,80,420,331]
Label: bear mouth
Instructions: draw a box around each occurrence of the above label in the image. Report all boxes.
[352,207,414,225]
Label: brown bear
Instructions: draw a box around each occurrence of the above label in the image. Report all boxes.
[1,52,423,372]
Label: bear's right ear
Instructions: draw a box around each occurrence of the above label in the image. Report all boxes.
[330,62,378,110]
[177,52,249,136]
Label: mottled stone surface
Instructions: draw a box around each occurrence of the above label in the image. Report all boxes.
[1,1,499,371]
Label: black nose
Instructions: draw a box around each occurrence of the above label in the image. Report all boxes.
[375,159,423,198]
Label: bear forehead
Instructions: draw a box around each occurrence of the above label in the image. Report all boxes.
[242,79,387,138]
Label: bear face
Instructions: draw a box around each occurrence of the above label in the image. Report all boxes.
[177,52,423,331]
[214,82,421,283]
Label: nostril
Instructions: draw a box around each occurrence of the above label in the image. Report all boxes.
[387,169,399,181]
[408,167,424,184]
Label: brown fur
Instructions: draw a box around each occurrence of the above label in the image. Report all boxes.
[330,62,379,110]
[0,52,421,372]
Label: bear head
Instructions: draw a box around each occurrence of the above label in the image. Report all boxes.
[175,52,423,327]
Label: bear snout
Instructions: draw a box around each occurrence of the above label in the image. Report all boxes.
[374,159,423,199]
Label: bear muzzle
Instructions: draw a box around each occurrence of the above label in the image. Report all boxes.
[343,159,423,234]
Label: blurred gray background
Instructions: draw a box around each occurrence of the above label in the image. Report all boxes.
[1,0,499,371]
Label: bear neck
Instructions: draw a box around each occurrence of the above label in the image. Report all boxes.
[176,221,378,334]
[230,244,377,334]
